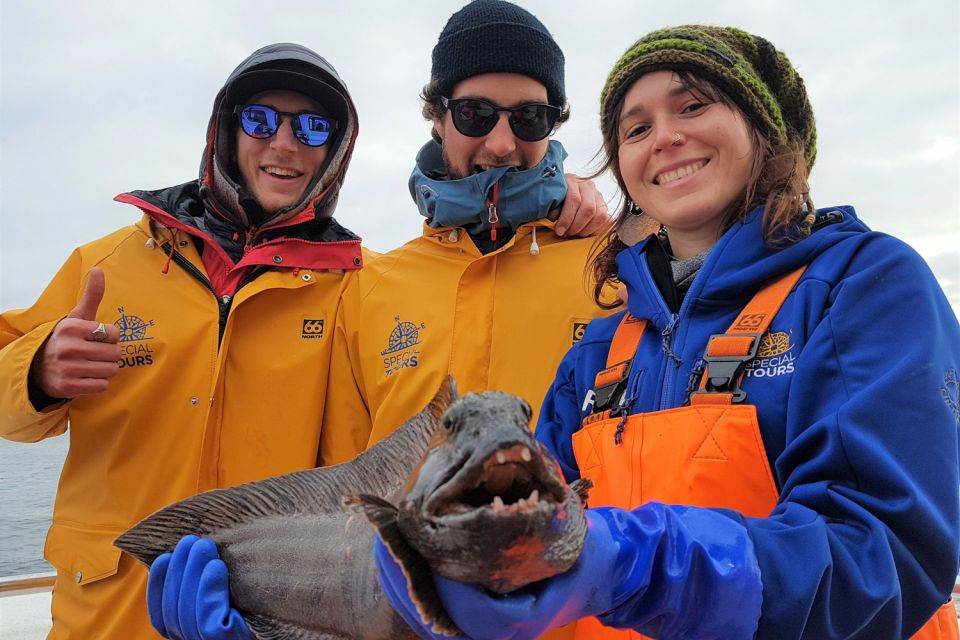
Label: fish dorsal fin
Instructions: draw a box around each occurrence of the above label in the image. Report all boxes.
[429,375,458,421]
[333,376,459,501]
[114,463,346,566]
[345,494,462,637]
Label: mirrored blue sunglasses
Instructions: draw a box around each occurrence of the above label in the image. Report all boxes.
[235,104,337,147]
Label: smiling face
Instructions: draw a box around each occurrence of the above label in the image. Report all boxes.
[617,71,756,258]
[433,73,551,179]
[235,90,330,214]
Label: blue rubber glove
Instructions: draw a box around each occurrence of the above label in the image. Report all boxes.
[376,505,763,640]
[146,535,252,640]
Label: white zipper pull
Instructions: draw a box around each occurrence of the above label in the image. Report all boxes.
[487,202,499,224]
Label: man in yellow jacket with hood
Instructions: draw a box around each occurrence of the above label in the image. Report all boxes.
[319,0,616,467]
[0,43,364,638]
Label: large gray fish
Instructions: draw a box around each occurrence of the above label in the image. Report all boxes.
[114,378,590,639]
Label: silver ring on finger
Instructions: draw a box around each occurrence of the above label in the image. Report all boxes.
[91,322,108,342]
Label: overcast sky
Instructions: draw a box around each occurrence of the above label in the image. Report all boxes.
[1,0,957,313]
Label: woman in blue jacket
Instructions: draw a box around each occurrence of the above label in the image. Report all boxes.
[378,25,960,640]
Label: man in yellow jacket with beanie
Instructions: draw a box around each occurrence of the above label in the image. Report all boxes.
[319,0,615,469]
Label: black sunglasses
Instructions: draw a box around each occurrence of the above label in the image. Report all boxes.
[235,104,337,147]
[441,97,561,142]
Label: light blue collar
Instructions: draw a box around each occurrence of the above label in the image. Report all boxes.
[408,139,568,234]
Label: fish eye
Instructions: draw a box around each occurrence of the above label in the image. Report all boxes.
[520,401,532,421]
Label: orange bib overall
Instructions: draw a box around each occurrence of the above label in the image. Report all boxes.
[570,268,957,640]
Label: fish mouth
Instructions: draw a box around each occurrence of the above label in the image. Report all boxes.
[423,442,567,521]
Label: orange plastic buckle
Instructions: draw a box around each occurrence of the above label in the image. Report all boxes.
[690,332,761,404]
[592,360,632,414]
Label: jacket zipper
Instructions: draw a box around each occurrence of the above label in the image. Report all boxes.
[641,257,692,411]
[486,181,501,243]
[657,313,679,408]
[162,242,232,346]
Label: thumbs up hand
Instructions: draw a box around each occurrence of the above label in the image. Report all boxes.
[31,267,122,399]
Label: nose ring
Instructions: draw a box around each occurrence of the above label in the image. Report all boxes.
[672,131,683,146]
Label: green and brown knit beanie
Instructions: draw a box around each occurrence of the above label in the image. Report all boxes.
[600,26,816,168]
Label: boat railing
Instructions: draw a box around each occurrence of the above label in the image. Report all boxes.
[0,572,55,596]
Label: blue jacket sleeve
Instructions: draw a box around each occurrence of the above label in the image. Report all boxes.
[743,237,960,639]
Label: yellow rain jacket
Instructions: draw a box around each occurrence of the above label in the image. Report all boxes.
[0,41,365,639]
[0,215,366,638]
[320,220,611,466]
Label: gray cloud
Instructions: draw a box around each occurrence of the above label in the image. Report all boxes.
[2,0,957,315]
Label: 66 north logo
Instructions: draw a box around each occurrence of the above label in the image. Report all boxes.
[301,319,325,339]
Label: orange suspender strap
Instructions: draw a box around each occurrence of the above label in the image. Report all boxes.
[607,314,648,368]
[583,314,648,426]
[690,266,807,406]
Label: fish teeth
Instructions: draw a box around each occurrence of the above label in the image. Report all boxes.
[529,489,539,505]
[496,451,507,464]
[520,447,532,462]
[493,495,505,514]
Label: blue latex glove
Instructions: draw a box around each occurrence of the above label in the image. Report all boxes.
[376,505,763,640]
[146,535,252,640]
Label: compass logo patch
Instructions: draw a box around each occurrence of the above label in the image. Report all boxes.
[942,369,959,424]
[113,306,157,369]
[744,331,795,379]
[381,315,426,376]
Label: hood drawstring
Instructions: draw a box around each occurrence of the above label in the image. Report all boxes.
[530,226,540,256]
[661,313,682,366]
[682,357,707,405]
[161,228,180,275]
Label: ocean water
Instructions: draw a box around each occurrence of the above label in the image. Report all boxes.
[0,436,66,576]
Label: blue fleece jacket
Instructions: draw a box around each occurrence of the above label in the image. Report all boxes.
[536,205,960,639]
